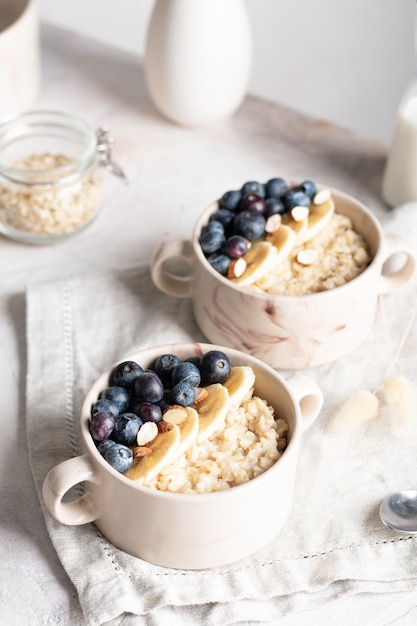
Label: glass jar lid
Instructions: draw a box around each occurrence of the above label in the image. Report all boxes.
[0,110,127,185]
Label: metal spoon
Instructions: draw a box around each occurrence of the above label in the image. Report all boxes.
[380,490,417,534]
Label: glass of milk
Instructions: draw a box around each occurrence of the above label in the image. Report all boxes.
[382,1,417,209]
[382,78,417,208]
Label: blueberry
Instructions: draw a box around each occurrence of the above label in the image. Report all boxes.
[219,190,242,211]
[206,252,231,276]
[200,350,231,385]
[283,189,311,211]
[199,229,226,255]
[225,235,249,259]
[241,180,265,198]
[112,360,144,390]
[171,380,197,407]
[233,210,266,241]
[99,386,131,413]
[97,439,116,456]
[264,196,286,217]
[265,177,288,198]
[91,398,119,418]
[104,442,133,473]
[239,194,266,214]
[131,400,163,423]
[157,390,173,414]
[154,353,181,382]
[185,355,201,368]
[201,220,225,236]
[90,410,116,442]
[172,361,201,387]
[209,208,235,230]
[298,180,317,199]
[112,412,143,446]
[134,371,164,403]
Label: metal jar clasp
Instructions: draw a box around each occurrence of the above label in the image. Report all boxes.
[96,127,128,183]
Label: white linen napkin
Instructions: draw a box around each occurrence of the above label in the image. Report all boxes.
[26,204,417,626]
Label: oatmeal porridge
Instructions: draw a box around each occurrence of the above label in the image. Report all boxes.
[250,212,371,295]
[146,394,288,494]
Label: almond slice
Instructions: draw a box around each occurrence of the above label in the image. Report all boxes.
[228,257,247,278]
[194,387,209,405]
[132,446,152,458]
[136,421,159,446]
[296,249,318,265]
[163,405,188,425]
[157,421,174,433]
[265,213,282,233]
[290,206,309,222]
[313,189,331,205]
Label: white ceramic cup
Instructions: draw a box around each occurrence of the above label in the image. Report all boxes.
[0,0,40,118]
[42,342,323,570]
[151,189,416,369]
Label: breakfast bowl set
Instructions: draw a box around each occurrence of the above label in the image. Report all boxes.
[42,174,416,569]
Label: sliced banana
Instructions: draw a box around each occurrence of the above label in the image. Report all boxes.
[223,366,256,407]
[283,214,308,243]
[177,407,199,455]
[266,223,296,260]
[195,383,230,443]
[300,196,335,244]
[124,423,181,484]
[230,241,277,287]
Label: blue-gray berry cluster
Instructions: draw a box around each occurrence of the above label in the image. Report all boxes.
[90,350,232,473]
[200,177,317,276]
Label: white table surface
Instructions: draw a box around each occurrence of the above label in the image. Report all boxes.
[1,23,417,626]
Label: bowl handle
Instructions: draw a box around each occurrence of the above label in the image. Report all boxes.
[151,239,194,298]
[42,455,101,525]
[286,375,323,430]
[378,235,416,295]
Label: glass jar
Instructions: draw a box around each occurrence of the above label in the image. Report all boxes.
[0,110,125,244]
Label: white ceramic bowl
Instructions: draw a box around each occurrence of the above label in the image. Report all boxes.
[151,188,416,369]
[42,342,323,569]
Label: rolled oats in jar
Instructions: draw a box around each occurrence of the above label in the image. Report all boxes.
[0,110,125,244]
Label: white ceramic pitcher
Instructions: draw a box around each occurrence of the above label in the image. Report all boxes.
[144,0,252,127]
